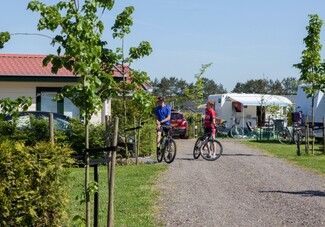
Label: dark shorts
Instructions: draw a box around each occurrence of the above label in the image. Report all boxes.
[204,127,216,134]
[157,124,171,135]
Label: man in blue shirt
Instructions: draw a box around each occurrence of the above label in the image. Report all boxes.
[154,97,171,153]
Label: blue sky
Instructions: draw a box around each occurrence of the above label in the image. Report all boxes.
[2,0,325,91]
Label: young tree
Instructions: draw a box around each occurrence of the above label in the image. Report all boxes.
[294,14,325,153]
[185,63,212,111]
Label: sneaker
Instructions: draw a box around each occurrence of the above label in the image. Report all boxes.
[211,153,216,159]
[167,152,173,160]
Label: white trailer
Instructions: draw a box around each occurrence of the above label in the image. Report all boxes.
[295,84,325,138]
[208,93,292,129]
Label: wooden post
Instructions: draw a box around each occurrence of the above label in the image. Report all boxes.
[323,117,325,154]
[305,115,309,154]
[94,164,99,227]
[108,117,118,227]
[136,118,141,165]
[49,113,54,145]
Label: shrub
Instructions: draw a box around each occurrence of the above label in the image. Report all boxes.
[0,141,73,226]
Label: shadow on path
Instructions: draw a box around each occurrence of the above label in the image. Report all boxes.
[259,190,325,197]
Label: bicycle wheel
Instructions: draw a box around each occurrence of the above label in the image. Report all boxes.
[200,139,223,161]
[193,137,202,159]
[230,126,244,138]
[277,130,292,144]
[164,139,177,164]
[216,125,228,137]
[157,138,165,163]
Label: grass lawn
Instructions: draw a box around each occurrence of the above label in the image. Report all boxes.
[243,140,325,175]
[67,163,168,227]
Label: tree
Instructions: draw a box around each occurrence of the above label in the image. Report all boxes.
[267,79,283,95]
[185,63,212,111]
[281,77,299,95]
[232,79,269,94]
[202,77,227,97]
[0,97,32,120]
[293,14,325,154]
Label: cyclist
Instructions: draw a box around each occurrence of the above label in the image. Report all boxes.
[154,97,172,155]
[204,100,222,158]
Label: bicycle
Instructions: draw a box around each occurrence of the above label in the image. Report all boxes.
[277,123,304,144]
[215,120,229,137]
[229,118,244,138]
[193,128,223,161]
[157,125,177,164]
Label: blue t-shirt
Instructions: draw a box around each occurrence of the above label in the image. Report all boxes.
[154,105,171,125]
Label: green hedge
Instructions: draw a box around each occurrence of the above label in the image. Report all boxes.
[0,141,73,226]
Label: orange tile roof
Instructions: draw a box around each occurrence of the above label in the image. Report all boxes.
[0,53,152,91]
[0,53,130,77]
[0,54,74,76]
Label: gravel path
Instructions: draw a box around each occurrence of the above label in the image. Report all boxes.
[156,139,325,227]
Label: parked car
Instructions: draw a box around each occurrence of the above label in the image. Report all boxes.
[170,110,189,139]
[4,111,71,130]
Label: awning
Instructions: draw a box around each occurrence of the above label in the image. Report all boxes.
[226,94,292,106]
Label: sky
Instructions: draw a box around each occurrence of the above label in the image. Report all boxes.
[2,0,325,92]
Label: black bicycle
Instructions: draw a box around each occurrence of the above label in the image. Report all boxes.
[277,123,304,144]
[157,125,177,164]
[193,129,223,161]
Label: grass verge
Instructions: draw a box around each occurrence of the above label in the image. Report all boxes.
[67,163,168,227]
[243,140,325,175]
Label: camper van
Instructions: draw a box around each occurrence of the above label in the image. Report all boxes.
[295,84,325,138]
[208,93,292,130]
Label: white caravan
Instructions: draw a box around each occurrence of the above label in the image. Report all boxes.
[295,84,325,138]
[208,93,292,129]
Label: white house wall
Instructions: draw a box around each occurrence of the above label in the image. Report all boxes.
[0,81,111,124]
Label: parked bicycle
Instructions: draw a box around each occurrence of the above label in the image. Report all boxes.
[215,119,244,138]
[230,118,244,138]
[157,125,177,164]
[215,120,229,137]
[193,128,223,161]
[277,123,304,144]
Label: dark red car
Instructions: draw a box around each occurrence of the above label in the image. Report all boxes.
[170,110,189,139]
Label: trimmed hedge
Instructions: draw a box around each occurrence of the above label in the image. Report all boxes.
[0,141,73,226]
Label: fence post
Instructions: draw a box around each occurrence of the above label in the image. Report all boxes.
[94,165,99,227]
[296,130,301,156]
[49,113,54,145]
[108,117,118,227]
[323,117,325,154]
[305,115,309,154]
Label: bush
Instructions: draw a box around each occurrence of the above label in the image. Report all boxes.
[0,114,156,158]
[0,141,73,226]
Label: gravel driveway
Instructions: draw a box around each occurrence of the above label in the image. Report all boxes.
[156,138,325,227]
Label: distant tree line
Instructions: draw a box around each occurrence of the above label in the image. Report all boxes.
[232,77,299,95]
[151,76,299,100]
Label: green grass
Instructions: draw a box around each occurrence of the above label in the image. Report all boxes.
[67,163,168,227]
[243,140,325,175]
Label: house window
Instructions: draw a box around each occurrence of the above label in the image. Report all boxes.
[36,87,80,118]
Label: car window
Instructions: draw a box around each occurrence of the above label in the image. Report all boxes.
[16,115,31,128]
[171,113,183,120]
[54,117,70,130]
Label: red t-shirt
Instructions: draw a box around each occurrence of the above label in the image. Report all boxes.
[205,107,216,128]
